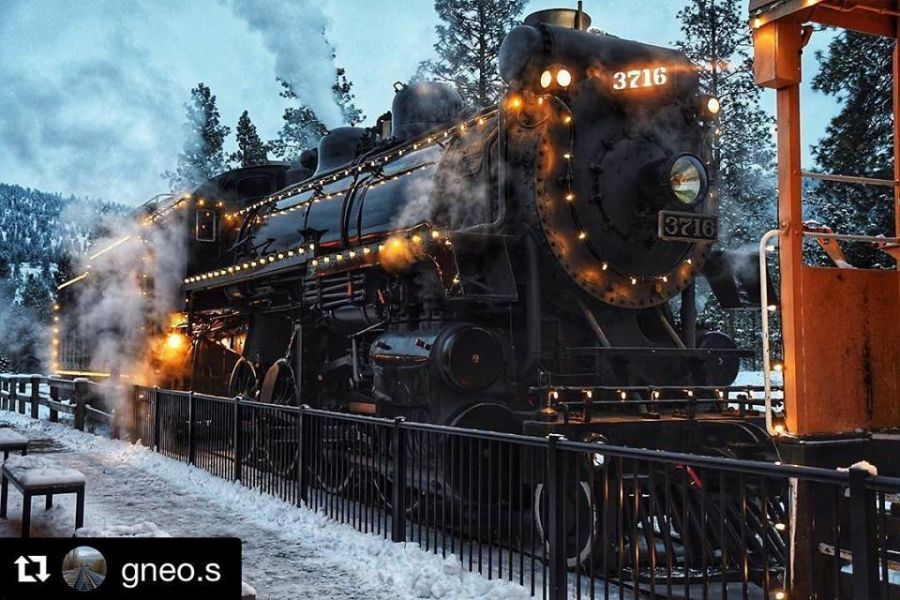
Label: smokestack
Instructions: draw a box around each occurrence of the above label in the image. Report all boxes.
[523,4,593,31]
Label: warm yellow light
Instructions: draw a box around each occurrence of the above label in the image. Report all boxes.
[707,97,721,115]
[540,70,553,89]
[768,304,778,312]
[556,68,572,87]
[563,115,572,124]
[165,333,186,351]
[508,95,523,110]
[774,590,786,600]
[578,231,587,240]
[774,424,785,435]
[775,522,786,532]
[773,361,784,372]
[565,193,575,202]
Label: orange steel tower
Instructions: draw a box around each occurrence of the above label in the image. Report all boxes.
[749,0,900,441]
[750,2,900,596]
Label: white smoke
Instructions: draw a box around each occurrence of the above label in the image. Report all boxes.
[226,0,344,127]
[64,205,187,387]
[0,0,343,203]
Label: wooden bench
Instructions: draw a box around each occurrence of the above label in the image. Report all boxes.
[0,429,28,460]
[0,456,85,537]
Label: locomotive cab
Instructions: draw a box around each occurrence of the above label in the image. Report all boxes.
[184,164,289,278]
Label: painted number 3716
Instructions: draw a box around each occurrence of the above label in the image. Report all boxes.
[613,67,669,90]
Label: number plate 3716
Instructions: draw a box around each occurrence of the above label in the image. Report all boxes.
[658,211,718,243]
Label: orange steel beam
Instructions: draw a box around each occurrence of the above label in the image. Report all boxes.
[751,0,898,35]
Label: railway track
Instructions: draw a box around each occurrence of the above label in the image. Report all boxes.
[63,567,105,591]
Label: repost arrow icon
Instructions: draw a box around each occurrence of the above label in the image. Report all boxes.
[14,556,36,583]
[29,555,49,582]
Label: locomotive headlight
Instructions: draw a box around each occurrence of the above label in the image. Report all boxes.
[668,155,708,205]
[540,70,553,89]
[556,68,572,87]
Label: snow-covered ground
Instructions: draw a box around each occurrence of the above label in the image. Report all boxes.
[0,410,531,599]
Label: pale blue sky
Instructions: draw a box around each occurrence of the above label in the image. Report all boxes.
[0,0,840,203]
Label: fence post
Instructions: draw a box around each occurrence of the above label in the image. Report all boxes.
[296,405,308,505]
[73,378,89,431]
[29,375,40,419]
[152,387,161,452]
[49,384,59,422]
[233,397,242,482]
[848,466,878,599]
[391,416,407,543]
[17,378,26,414]
[546,434,568,600]
[1,377,6,410]
[187,391,196,466]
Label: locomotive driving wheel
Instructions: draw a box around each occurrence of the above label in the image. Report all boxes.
[240,360,299,478]
[228,357,258,399]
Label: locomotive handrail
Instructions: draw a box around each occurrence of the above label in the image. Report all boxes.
[758,228,900,438]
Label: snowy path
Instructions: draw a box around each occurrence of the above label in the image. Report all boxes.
[0,410,530,599]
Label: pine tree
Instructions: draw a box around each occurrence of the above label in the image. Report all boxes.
[230,110,269,168]
[333,67,365,126]
[676,0,775,248]
[164,83,231,190]
[416,0,526,108]
[270,79,329,163]
[20,274,52,323]
[810,32,894,268]
[676,0,776,363]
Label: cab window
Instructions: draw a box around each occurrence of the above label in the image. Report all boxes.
[196,209,217,242]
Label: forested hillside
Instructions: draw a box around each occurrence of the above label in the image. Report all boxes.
[0,183,127,370]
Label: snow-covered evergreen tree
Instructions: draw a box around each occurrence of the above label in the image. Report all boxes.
[809,32,894,268]
[270,79,330,163]
[333,67,365,127]
[271,65,364,163]
[416,0,525,108]
[164,83,231,190]
[230,110,270,168]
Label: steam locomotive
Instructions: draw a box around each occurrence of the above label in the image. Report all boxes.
[53,6,785,573]
[59,7,769,451]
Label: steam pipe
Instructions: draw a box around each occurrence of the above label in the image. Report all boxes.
[522,230,542,376]
[680,283,696,348]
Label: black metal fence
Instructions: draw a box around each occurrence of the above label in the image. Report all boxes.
[3,373,899,599]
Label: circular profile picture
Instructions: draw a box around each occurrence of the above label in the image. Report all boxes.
[62,546,107,592]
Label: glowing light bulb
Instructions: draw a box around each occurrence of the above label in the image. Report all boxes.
[707,97,721,115]
[578,231,587,240]
[540,70,553,88]
[556,68,572,87]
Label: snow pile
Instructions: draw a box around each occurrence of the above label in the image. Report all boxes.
[76,522,172,538]
[837,460,879,477]
[4,454,86,486]
[0,410,531,599]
